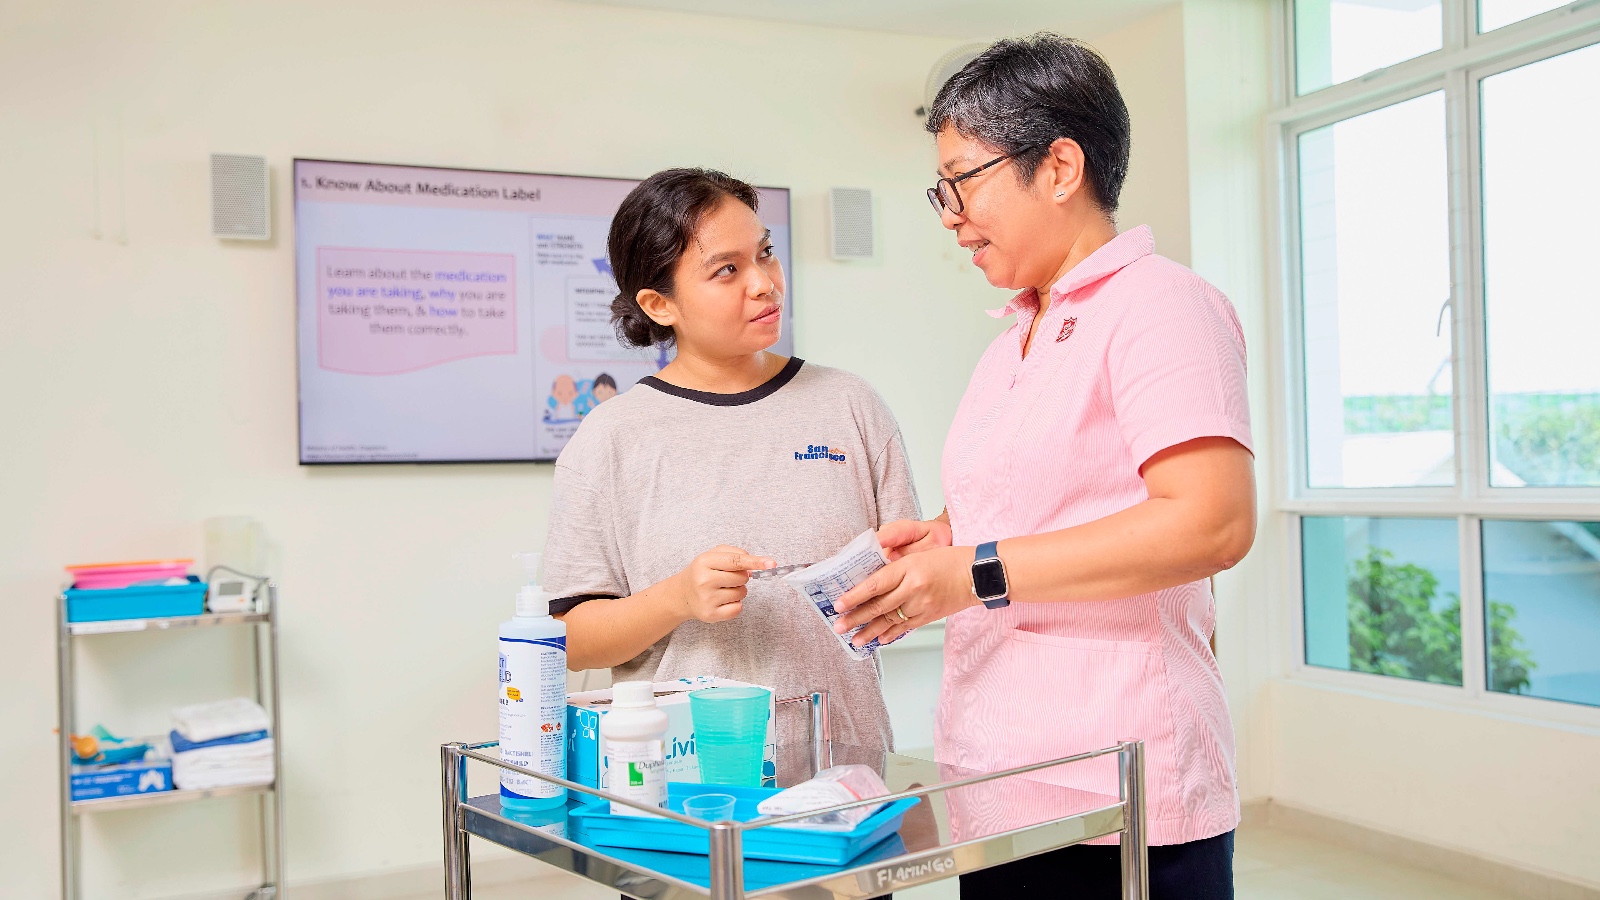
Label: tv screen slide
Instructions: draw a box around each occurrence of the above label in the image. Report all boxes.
[294,159,793,463]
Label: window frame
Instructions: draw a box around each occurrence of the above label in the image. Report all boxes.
[1271,0,1600,726]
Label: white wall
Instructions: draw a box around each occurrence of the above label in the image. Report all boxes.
[1271,681,1600,886]
[1093,4,1194,268]
[0,2,1011,896]
[1178,0,1281,806]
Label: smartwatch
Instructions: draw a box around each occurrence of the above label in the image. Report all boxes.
[971,541,1011,609]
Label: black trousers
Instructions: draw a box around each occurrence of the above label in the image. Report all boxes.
[959,830,1234,900]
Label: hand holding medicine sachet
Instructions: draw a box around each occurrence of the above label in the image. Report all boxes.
[781,529,902,660]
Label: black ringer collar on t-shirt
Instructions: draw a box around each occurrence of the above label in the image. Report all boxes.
[638,357,804,407]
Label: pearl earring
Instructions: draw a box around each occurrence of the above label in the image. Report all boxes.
[1055,191,1065,198]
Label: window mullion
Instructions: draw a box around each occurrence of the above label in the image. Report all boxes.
[1445,0,1474,50]
[1445,66,1488,502]
[1459,515,1488,699]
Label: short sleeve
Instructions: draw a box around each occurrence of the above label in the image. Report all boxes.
[1109,272,1253,470]
[542,464,630,614]
[871,430,922,526]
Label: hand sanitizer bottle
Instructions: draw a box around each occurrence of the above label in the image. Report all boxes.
[499,552,567,811]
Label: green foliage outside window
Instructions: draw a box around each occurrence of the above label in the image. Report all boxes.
[1494,397,1600,487]
[1347,549,1534,693]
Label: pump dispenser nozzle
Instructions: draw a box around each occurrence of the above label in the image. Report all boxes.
[513,552,553,618]
[514,552,543,585]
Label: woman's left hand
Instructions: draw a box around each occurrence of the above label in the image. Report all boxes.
[832,545,977,647]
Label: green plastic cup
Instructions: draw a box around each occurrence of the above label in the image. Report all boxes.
[689,687,771,787]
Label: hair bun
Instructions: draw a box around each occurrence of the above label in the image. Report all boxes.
[610,291,664,349]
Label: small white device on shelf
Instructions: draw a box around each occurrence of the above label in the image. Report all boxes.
[206,573,254,613]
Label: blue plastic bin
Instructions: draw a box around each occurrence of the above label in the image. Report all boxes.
[65,576,207,623]
[568,782,919,866]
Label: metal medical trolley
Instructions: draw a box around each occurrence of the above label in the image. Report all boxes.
[55,585,285,900]
[442,693,1149,900]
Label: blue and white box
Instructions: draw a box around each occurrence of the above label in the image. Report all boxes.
[71,757,174,801]
[566,676,776,790]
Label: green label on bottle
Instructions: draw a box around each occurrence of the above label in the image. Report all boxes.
[629,763,644,787]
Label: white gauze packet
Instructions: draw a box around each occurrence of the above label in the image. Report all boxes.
[755,764,890,831]
[782,529,893,661]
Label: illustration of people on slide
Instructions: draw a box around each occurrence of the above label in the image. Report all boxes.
[546,372,623,423]
[545,374,581,423]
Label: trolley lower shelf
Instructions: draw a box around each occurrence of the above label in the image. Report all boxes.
[71,781,275,815]
[442,739,1150,900]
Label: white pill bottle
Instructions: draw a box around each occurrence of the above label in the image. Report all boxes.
[498,553,567,812]
[601,681,669,816]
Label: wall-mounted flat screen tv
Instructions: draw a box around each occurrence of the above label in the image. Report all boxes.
[294,159,792,463]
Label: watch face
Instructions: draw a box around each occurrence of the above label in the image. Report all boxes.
[972,558,1008,600]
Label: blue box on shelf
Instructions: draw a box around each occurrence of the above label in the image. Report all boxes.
[65,576,207,623]
[568,782,919,866]
[71,758,174,801]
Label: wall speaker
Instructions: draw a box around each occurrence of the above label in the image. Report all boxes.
[828,187,874,261]
[211,154,270,240]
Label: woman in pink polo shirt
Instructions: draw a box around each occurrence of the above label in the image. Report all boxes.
[833,34,1255,899]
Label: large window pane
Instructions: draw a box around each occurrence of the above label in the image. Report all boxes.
[1482,43,1600,487]
[1303,516,1463,685]
[1299,93,1453,489]
[1296,0,1442,94]
[1482,520,1600,707]
[1479,0,1568,32]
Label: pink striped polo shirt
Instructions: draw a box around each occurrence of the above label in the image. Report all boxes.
[937,225,1252,846]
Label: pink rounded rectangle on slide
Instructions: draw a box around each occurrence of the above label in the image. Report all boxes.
[317,247,517,375]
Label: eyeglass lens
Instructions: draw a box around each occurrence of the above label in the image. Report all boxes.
[928,180,962,215]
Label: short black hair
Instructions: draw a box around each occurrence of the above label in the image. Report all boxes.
[926,33,1131,212]
[592,373,617,391]
[607,168,760,348]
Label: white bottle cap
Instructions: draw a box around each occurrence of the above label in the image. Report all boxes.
[516,585,549,618]
[611,681,657,708]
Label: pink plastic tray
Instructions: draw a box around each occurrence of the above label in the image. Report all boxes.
[66,560,194,590]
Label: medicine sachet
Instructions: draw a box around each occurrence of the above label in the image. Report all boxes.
[755,764,890,830]
[781,529,894,661]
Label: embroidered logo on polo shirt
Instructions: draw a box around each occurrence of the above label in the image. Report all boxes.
[795,444,847,463]
[1057,317,1078,342]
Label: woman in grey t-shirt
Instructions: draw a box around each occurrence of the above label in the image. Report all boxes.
[542,169,918,756]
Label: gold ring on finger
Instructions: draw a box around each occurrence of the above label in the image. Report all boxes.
[894,607,909,623]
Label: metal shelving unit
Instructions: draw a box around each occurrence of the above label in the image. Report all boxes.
[56,586,285,900]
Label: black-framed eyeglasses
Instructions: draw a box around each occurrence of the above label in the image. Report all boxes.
[926,145,1041,216]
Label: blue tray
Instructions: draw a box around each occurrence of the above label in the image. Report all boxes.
[569,782,919,866]
[65,576,207,623]
[575,831,908,891]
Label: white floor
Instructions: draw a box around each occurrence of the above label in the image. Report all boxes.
[403,823,1524,900]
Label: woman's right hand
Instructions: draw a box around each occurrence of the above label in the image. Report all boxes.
[673,546,775,624]
[877,517,953,561]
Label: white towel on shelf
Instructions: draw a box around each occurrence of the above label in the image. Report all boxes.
[173,736,274,791]
[171,697,270,743]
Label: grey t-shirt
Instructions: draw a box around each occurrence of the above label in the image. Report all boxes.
[542,358,919,754]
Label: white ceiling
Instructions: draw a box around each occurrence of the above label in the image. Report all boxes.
[565,0,1177,41]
